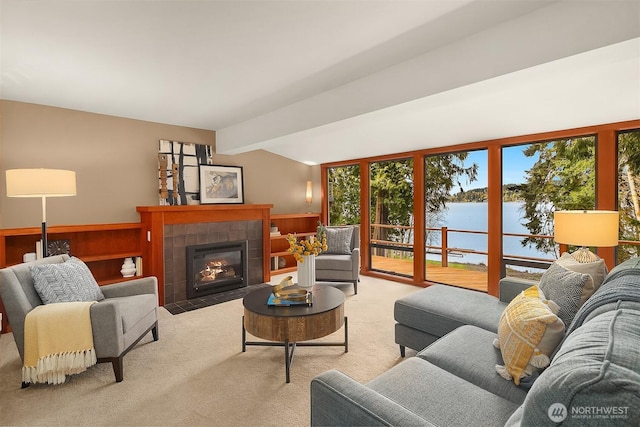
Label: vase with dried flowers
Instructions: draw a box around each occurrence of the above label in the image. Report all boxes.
[286,233,327,288]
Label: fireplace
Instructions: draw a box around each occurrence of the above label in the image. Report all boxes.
[186,240,249,299]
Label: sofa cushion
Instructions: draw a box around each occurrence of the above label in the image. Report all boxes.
[539,261,591,327]
[315,254,353,271]
[394,285,506,338]
[30,257,105,304]
[417,325,528,405]
[368,357,520,426]
[322,226,353,255]
[565,264,640,335]
[509,309,640,426]
[495,285,564,385]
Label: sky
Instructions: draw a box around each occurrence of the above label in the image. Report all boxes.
[458,146,539,192]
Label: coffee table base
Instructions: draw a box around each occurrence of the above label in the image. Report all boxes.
[242,316,348,383]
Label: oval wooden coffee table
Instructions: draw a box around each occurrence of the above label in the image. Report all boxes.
[242,285,348,383]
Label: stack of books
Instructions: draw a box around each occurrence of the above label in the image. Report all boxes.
[267,291,312,307]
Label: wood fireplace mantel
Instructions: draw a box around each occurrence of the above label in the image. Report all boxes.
[137,204,273,305]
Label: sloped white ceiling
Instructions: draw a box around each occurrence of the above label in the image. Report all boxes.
[2,0,639,164]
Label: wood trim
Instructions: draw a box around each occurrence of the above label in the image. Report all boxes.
[360,161,371,273]
[0,222,143,236]
[487,145,502,297]
[262,208,272,282]
[413,153,425,284]
[596,130,618,270]
[320,166,329,225]
[271,213,321,220]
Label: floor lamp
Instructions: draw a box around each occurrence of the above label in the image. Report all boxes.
[6,169,77,258]
[554,210,619,263]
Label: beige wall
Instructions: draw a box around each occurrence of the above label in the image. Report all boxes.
[0,101,319,228]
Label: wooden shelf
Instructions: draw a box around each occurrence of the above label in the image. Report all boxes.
[99,275,143,285]
[79,252,142,263]
[269,213,320,274]
[270,231,316,241]
[0,222,146,333]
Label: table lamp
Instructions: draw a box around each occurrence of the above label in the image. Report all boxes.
[6,169,77,257]
[554,210,619,263]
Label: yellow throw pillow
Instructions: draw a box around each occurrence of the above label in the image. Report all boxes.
[494,285,565,385]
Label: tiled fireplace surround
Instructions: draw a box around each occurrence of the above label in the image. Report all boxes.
[163,220,263,304]
[137,205,273,306]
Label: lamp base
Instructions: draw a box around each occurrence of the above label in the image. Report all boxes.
[571,247,599,263]
[41,221,48,258]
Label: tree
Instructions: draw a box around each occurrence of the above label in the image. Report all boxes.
[424,153,478,213]
[520,137,596,255]
[618,130,640,262]
[328,165,361,225]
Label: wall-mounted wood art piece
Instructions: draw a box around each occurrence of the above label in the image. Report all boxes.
[158,140,213,205]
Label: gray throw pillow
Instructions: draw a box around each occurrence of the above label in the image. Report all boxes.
[324,227,353,255]
[556,252,607,300]
[539,262,591,327]
[30,257,105,304]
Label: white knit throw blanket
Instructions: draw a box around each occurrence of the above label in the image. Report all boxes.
[22,301,97,385]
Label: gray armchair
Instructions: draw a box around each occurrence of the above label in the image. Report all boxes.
[0,255,159,384]
[315,225,360,294]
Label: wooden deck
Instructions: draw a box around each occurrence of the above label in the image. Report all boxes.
[371,255,488,292]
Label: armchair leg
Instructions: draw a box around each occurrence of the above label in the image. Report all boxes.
[152,322,159,341]
[111,357,124,382]
[353,280,358,295]
[399,345,405,357]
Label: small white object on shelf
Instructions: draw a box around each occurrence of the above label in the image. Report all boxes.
[120,257,137,277]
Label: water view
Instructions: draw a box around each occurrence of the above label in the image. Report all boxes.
[425,201,554,268]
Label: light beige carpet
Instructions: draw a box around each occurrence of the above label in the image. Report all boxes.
[0,274,421,426]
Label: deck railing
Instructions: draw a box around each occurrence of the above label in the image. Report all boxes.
[370,223,638,273]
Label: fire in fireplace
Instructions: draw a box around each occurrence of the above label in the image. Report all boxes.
[186,240,249,299]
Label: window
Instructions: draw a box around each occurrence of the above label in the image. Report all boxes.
[369,158,414,277]
[424,150,487,290]
[320,119,639,296]
[502,137,596,280]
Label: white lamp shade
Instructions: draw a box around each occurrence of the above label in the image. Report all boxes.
[6,169,77,197]
[554,210,619,247]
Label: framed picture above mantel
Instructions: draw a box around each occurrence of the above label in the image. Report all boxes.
[199,164,245,204]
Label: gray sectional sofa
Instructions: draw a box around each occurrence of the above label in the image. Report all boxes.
[310,257,640,426]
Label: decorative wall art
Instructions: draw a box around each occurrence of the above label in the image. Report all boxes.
[199,165,244,204]
[158,140,213,205]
